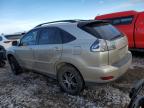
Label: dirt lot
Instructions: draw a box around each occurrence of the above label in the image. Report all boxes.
[0,51,144,108]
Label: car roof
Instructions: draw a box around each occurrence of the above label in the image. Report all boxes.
[34,20,108,28]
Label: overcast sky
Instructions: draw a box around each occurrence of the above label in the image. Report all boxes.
[0,0,144,34]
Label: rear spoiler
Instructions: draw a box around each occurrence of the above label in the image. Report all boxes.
[77,20,109,27]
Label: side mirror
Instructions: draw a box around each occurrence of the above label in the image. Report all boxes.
[12,41,18,46]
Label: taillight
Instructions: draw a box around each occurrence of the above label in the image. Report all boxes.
[90,39,107,52]
[106,40,116,50]
[101,76,114,80]
[106,36,127,50]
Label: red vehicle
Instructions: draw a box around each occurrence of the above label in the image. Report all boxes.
[95,11,144,50]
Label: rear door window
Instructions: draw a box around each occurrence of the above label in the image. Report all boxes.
[38,27,62,45]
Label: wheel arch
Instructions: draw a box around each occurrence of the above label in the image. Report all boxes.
[55,62,85,84]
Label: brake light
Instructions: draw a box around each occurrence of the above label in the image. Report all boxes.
[107,40,116,50]
[101,76,114,80]
[90,39,107,52]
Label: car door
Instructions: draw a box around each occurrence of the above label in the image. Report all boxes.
[14,29,38,69]
[33,27,62,75]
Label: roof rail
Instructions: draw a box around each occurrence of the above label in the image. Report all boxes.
[35,20,78,28]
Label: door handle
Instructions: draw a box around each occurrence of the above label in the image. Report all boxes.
[20,46,33,50]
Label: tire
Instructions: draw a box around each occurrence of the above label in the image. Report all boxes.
[9,56,22,75]
[57,65,84,95]
[0,60,6,67]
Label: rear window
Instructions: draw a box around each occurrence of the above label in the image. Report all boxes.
[5,34,22,40]
[103,16,133,25]
[81,23,122,40]
[120,17,133,24]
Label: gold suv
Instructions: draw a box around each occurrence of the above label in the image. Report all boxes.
[7,20,132,94]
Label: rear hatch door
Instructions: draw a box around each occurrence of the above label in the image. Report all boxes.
[78,21,128,65]
[107,36,128,65]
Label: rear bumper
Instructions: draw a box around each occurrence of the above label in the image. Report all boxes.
[82,51,132,84]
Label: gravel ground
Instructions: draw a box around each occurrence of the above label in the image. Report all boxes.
[0,51,144,108]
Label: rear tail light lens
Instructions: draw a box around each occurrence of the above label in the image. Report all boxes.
[101,76,114,80]
[90,39,107,52]
[90,39,118,52]
[107,36,127,50]
[107,40,116,50]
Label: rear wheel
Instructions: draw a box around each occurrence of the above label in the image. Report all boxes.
[9,56,22,75]
[57,65,84,95]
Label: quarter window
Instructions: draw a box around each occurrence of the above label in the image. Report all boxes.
[60,30,76,44]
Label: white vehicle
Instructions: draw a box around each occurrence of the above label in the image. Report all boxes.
[0,33,25,50]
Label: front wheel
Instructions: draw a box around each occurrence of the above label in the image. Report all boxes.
[9,56,22,75]
[57,65,84,95]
